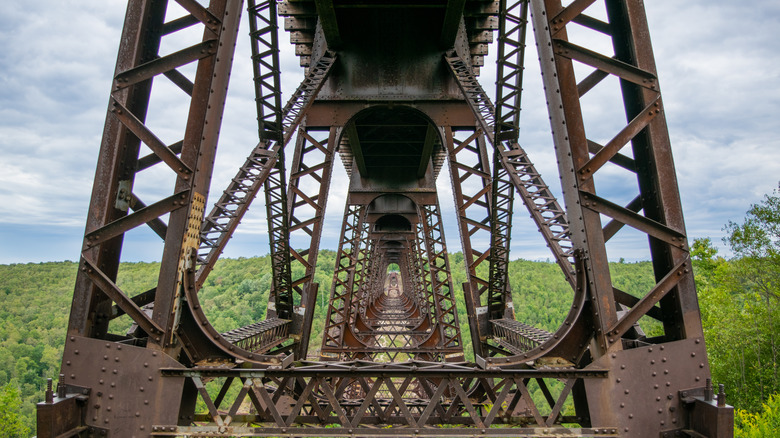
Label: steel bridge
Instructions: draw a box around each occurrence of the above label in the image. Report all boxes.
[38,0,733,436]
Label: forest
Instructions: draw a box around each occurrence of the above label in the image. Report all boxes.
[0,187,778,436]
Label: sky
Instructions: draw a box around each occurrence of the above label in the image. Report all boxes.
[0,0,778,265]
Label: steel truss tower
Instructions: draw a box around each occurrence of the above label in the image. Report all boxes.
[38,0,733,437]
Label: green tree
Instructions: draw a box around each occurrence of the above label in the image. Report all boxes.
[724,184,780,302]
[735,392,780,438]
[694,185,780,412]
[0,382,29,438]
[723,185,780,406]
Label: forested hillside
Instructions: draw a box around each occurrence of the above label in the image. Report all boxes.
[0,187,777,436]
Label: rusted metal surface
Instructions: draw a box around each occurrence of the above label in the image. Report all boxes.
[195,52,337,290]
[45,336,185,435]
[220,318,290,353]
[41,0,733,436]
[150,361,614,437]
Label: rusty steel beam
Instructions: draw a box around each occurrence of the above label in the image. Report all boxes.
[248,0,284,142]
[494,0,529,142]
[151,362,614,437]
[443,126,494,357]
[195,52,336,289]
[320,204,366,358]
[419,202,464,359]
[529,0,704,354]
[67,0,168,342]
[285,126,338,358]
[487,144,515,322]
[446,51,574,353]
